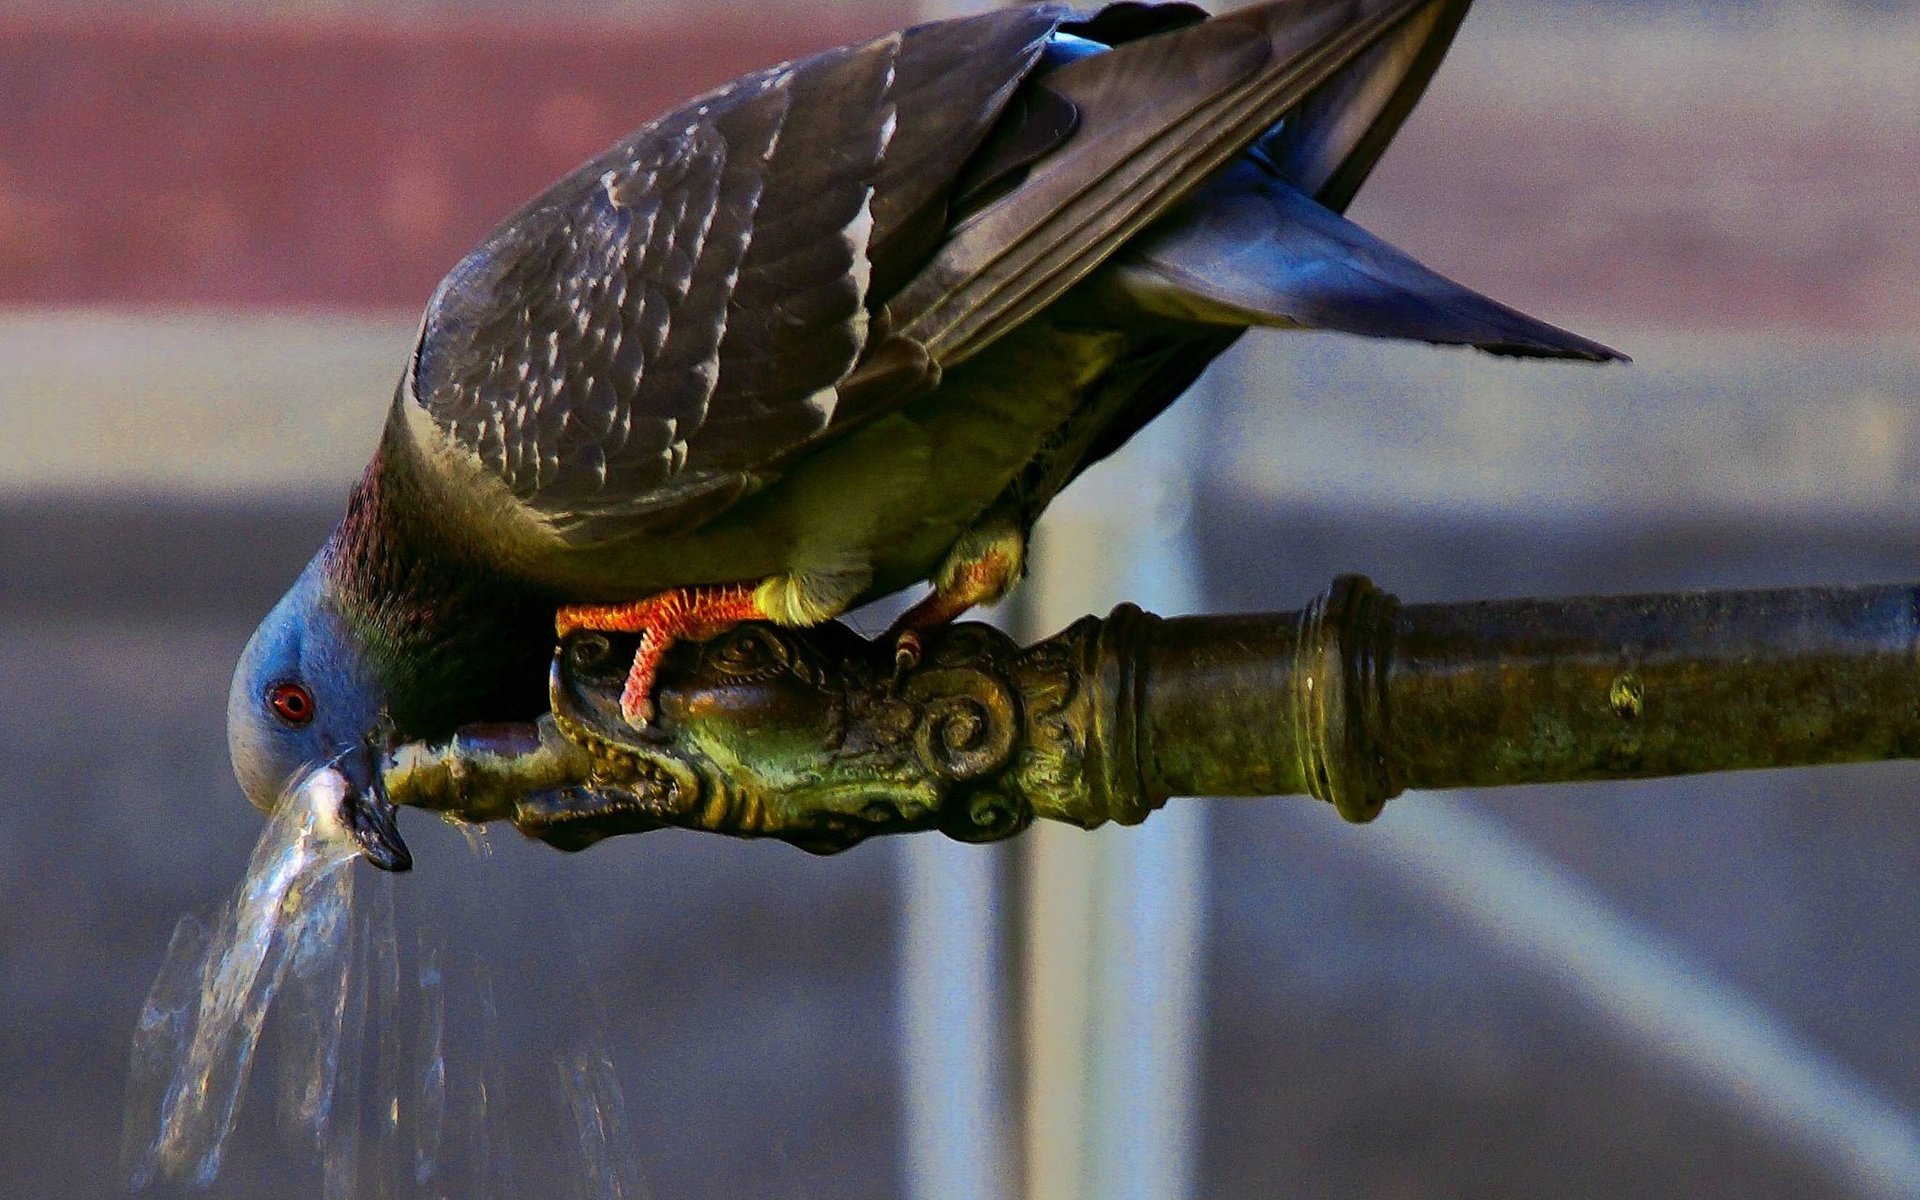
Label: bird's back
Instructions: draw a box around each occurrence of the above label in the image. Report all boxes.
[390,0,1613,605]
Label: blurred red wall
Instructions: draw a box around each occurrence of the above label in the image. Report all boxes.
[0,8,909,308]
[2,8,1915,330]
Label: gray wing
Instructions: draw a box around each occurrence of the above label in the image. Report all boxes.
[409,0,1478,544]
[407,5,1067,542]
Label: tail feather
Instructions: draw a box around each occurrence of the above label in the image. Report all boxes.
[1113,163,1626,362]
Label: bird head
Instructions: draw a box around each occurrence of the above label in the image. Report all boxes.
[227,552,412,871]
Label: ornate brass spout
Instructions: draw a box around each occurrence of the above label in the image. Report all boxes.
[383,575,1920,854]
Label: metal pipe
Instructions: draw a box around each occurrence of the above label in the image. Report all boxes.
[383,575,1920,850]
[1140,575,1920,820]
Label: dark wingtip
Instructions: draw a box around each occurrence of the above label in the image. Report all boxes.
[1478,336,1631,365]
[1560,332,1631,365]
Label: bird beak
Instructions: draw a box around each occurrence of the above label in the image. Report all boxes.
[337,739,412,872]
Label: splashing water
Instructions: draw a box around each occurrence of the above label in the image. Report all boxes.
[123,766,648,1195]
[123,767,360,1187]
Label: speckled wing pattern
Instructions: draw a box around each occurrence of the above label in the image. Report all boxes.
[408,6,1067,542]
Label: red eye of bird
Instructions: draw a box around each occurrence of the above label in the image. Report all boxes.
[268,681,315,726]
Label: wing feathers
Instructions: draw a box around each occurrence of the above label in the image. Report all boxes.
[866,6,1068,292]
[1261,0,1470,214]
[411,8,1062,537]
[407,1,1488,545]
[890,0,1465,365]
[700,34,900,447]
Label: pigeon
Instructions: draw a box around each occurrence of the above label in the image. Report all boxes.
[228,0,1622,870]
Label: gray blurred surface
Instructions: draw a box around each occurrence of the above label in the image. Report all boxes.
[1212,332,1920,524]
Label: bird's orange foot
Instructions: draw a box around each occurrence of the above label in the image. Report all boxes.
[556,583,766,726]
[885,537,1024,678]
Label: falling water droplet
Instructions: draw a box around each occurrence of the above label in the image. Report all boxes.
[445,815,493,859]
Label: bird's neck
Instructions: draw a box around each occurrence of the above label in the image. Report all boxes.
[322,415,554,736]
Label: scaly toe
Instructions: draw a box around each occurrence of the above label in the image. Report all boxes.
[619,661,659,728]
[619,689,655,729]
[892,629,924,685]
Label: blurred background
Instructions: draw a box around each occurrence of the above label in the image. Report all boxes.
[4,0,1920,1196]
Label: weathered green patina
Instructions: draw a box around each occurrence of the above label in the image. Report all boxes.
[384,575,1920,853]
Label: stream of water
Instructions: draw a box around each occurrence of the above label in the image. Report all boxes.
[124,767,360,1187]
[122,767,647,1196]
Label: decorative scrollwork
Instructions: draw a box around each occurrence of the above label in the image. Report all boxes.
[908,668,1019,781]
[703,624,794,683]
[500,615,1125,853]
[946,787,1030,843]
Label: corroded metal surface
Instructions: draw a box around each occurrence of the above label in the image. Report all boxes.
[384,575,1920,853]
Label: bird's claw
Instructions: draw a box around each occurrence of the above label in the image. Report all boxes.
[619,693,655,729]
[617,633,663,729]
[890,628,924,691]
[560,583,768,729]
[618,671,659,729]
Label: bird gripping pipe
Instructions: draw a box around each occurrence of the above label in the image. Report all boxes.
[385,575,1920,854]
